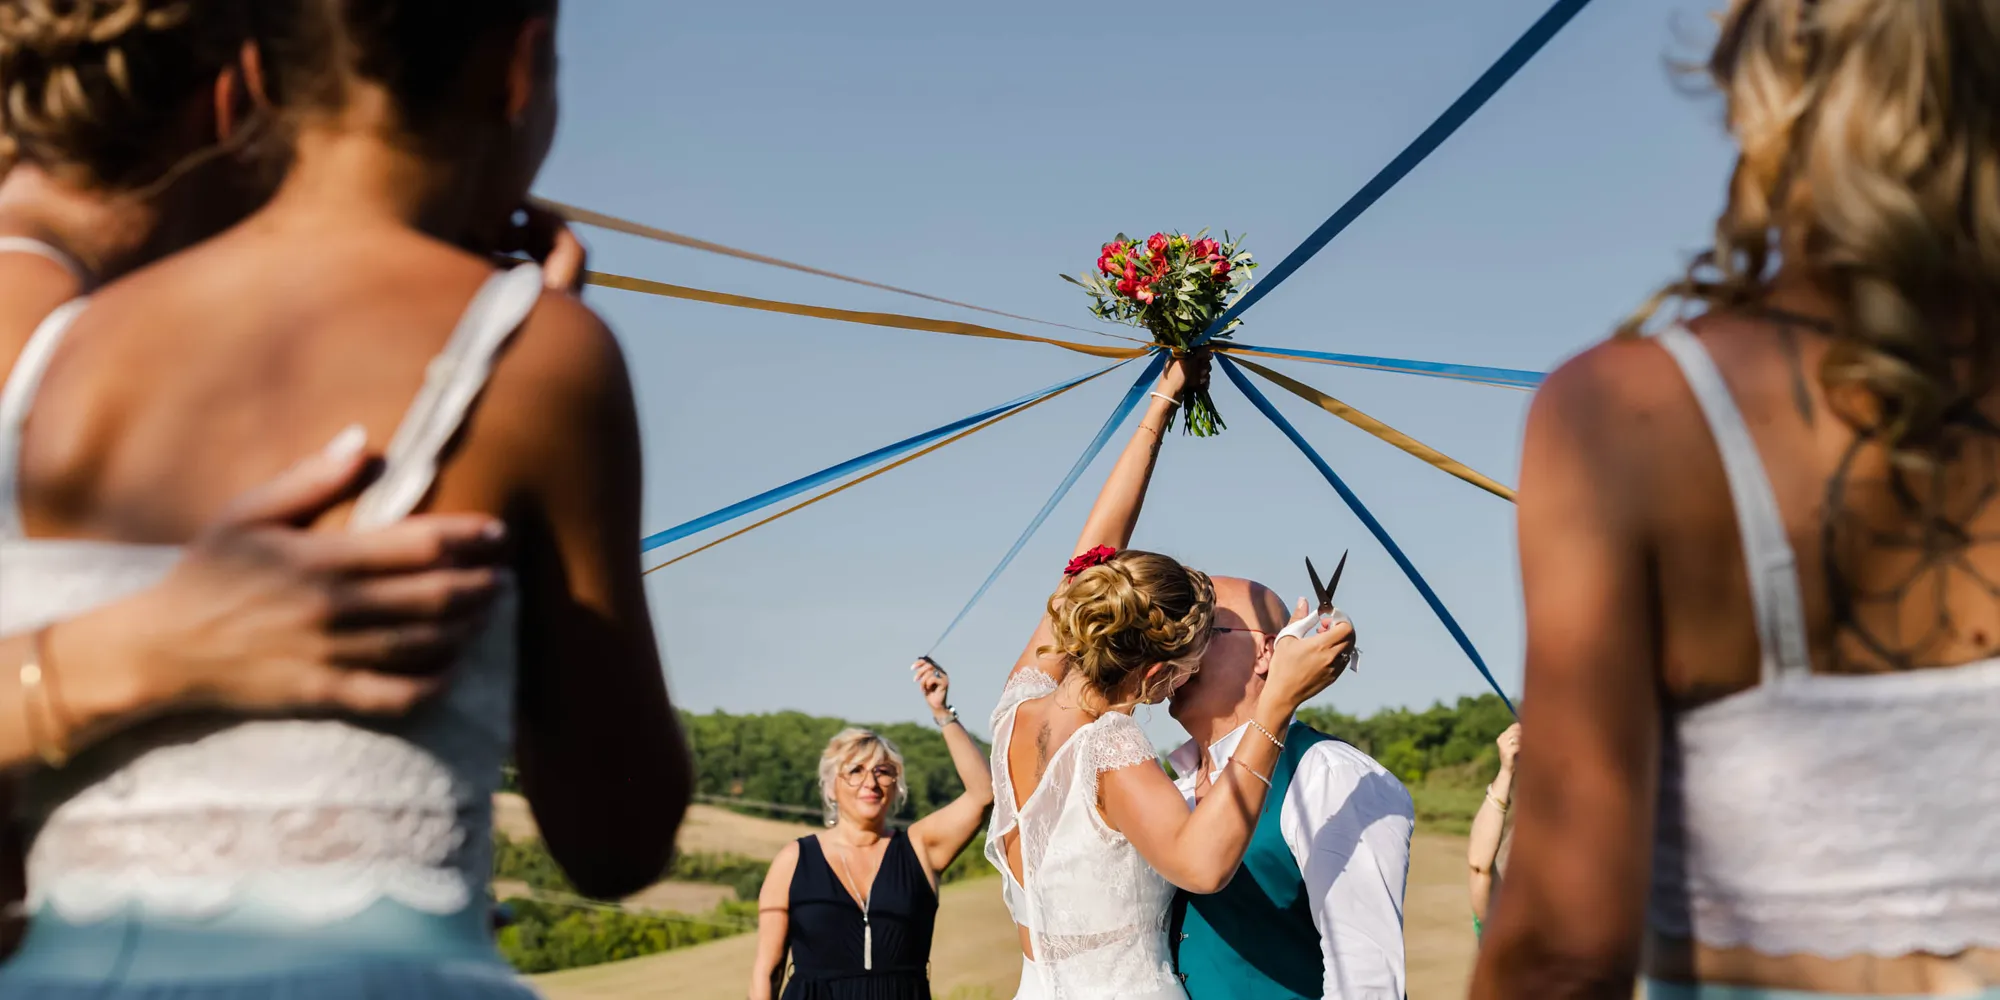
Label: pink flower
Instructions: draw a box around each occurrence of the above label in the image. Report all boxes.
[1191,238,1219,259]
[1116,277,1139,297]
[1135,285,1156,304]
[1147,233,1170,255]
[1212,259,1233,279]
[1125,261,1139,281]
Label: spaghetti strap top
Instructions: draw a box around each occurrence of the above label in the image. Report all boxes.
[0,236,87,286]
[1646,324,2000,961]
[0,264,549,927]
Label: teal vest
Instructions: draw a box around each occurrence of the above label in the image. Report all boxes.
[1170,722,1332,1000]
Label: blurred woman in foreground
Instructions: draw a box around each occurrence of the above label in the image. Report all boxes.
[1476,1,2000,996]
[750,659,994,1000]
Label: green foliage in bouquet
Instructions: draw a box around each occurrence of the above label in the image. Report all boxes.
[1064,230,1256,436]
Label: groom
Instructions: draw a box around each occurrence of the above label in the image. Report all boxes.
[1166,577,1415,1000]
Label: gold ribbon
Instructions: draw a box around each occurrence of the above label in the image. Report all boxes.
[585,270,1147,361]
[1217,344,1534,391]
[535,197,1127,339]
[1232,357,1517,502]
[644,366,1113,574]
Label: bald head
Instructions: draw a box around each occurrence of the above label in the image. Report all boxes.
[1210,576,1289,634]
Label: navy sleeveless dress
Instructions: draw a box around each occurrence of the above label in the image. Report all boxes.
[783,831,936,1000]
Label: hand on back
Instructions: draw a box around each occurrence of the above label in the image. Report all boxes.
[124,427,505,717]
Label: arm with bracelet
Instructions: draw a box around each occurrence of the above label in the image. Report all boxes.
[905,656,994,880]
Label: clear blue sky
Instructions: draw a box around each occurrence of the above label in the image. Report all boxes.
[538,0,1736,746]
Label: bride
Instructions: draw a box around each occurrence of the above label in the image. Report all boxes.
[987,353,1355,1000]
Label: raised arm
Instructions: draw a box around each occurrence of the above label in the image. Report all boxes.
[1468,723,1519,925]
[1102,603,1353,893]
[1012,352,1207,682]
[905,658,994,878]
[1470,349,1662,999]
[495,294,692,901]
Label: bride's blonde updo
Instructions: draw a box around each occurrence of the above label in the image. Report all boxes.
[1629,0,2000,477]
[1043,550,1215,712]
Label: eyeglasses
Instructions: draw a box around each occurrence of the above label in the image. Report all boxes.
[839,765,900,788]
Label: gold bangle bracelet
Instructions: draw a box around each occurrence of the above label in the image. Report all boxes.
[1229,755,1272,789]
[20,628,69,769]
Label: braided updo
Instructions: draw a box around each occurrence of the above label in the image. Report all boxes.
[1043,550,1215,711]
[0,0,252,189]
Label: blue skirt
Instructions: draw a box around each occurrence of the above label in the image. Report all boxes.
[0,901,539,998]
[1648,980,2000,999]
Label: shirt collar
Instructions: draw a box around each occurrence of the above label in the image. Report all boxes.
[1170,717,1292,781]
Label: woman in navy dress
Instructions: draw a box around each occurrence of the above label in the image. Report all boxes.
[750,660,993,1000]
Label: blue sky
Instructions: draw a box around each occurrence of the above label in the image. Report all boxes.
[538,0,1737,745]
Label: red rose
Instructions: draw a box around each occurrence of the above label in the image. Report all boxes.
[1191,238,1219,259]
[1212,259,1233,279]
[1065,545,1119,577]
[1147,233,1170,255]
[1124,261,1139,281]
[1116,277,1138,297]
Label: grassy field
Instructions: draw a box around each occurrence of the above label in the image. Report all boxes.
[526,803,1484,1000]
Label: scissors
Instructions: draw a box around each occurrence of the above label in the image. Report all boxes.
[1279,551,1357,672]
[1308,551,1347,618]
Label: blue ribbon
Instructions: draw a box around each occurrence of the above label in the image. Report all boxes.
[641,360,1130,554]
[1225,343,1544,389]
[929,352,1171,652]
[1219,356,1517,715]
[1193,0,1597,347]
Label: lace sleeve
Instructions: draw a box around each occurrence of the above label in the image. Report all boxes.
[1085,712,1161,774]
[992,669,1058,734]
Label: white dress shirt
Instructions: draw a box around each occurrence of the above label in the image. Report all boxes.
[1169,722,1414,1000]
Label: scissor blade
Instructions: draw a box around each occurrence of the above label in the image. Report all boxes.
[1306,557,1328,608]
[1326,550,1348,601]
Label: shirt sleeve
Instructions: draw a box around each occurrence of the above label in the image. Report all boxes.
[1281,745,1415,1000]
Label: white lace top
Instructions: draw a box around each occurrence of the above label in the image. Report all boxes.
[0,265,544,926]
[1647,326,2000,958]
[985,670,1186,1000]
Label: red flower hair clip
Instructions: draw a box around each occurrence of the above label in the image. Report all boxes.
[1065,546,1118,577]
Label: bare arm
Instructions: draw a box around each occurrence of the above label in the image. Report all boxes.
[501,296,692,900]
[0,437,507,773]
[1470,350,1662,999]
[1011,353,1205,683]
[1468,723,1519,924]
[906,659,994,878]
[1102,605,1354,894]
[748,842,797,1000]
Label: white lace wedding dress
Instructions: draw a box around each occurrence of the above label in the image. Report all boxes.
[984,670,1187,1000]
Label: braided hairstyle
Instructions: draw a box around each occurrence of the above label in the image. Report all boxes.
[0,0,254,189]
[1043,550,1215,713]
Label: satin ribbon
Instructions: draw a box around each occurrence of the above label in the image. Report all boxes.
[1191,0,1598,347]
[1231,357,1516,501]
[640,360,1128,553]
[644,364,1114,574]
[586,270,1146,361]
[1218,343,1542,390]
[1220,356,1517,715]
[533,196,1117,338]
[929,352,1171,652]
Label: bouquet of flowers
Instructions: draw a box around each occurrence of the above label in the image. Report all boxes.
[1064,231,1256,436]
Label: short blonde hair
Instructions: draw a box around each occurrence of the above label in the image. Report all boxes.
[818,728,907,827]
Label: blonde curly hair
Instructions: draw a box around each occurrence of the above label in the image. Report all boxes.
[817,728,906,827]
[0,0,253,188]
[1628,0,2000,479]
[1041,550,1215,714]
